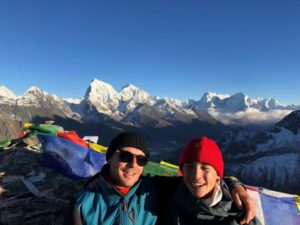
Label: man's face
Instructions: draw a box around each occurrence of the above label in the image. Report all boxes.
[183,162,220,199]
[108,147,146,188]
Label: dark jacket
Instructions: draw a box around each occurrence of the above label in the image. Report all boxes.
[161,179,262,225]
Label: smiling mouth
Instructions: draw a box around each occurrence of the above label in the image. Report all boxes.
[191,182,206,188]
[122,169,136,177]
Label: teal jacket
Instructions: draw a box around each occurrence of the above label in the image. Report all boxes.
[68,165,159,225]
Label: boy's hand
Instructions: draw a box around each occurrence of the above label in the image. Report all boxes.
[231,185,256,225]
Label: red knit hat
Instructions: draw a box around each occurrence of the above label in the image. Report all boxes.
[179,137,224,177]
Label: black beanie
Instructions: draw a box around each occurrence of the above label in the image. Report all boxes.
[106,132,149,160]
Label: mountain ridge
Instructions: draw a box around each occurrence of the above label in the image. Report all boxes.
[1,79,299,126]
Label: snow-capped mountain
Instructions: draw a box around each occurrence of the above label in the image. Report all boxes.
[16,86,75,116]
[217,110,300,194]
[189,92,230,109]
[186,92,297,126]
[0,86,17,105]
[120,83,152,103]
[63,97,82,105]
[0,86,16,99]
[275,110,300,134]
[1,79,299,134]
[1,79,299,126]
[119,84,154,115]
[189,91,293,112]
[79,80,300,126]
[0,86,79,136]
[83,79,119,115]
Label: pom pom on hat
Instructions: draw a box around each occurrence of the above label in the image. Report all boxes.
[179,137,224,177]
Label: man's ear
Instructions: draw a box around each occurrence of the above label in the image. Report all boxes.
[107,158,111,164]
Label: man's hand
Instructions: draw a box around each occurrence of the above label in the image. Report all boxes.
[231,185,256,225]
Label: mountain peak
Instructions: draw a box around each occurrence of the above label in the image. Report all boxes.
[276,110,300,134]
[90,79,113,88]
[201,92,230,101]
[122,83,139,90]
[86,79,118,97]
[195,92,229,109]
[83,78,119,114]
[24,86,44,95]
[0,86,16,98]
[231,92,247,98]
[120,83,150,102]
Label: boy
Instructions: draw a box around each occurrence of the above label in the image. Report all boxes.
[161,137,261,225]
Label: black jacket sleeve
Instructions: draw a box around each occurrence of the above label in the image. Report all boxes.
[223,176,246,191]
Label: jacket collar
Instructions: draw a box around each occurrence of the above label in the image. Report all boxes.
[98,164,142,201]
[174,180,243,221]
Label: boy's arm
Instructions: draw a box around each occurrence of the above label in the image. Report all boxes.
[223,176,256,225]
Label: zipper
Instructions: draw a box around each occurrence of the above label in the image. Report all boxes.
[121,198,128,225]
[122,198,127,211]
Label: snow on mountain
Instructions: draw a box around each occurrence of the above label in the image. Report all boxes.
[275,110,300,134]
[83,79,120,115]
[118,84,154,114]
[220,92,250,111]
[14,86,75,118]
[220,126,300,160]
[0,86,16,99]
[187,92,298,126]
[63,97,83,104]
[17,86,47,106]
[0,86,17,105]
[1,79,299,127]
[190,91,298,113]
[153,97,195,120]
[218,111,300,193]
[120,84,152,102]
[209,108,293,126]
[254,127,300,156]
[17,86,66,107]
[255,98,287,111]
[195,92,230,109]
[153,97,184,111]
[220,110,300,155]
[226,153,300,194]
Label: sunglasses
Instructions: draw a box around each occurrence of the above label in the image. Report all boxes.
[116,150,149,167]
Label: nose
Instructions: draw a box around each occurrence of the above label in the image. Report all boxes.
[192,165,204,180]
[127,155,138,168]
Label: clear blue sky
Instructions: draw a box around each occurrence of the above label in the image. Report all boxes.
[0,0,299,104]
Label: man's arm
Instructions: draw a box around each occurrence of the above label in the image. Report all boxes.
[224,176,256,225]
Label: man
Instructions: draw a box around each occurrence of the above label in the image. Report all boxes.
[160,137,261,225]
[66,132,255,225]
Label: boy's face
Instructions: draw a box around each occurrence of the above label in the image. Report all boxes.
[182,162,220,199]
[108,147,145,188]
